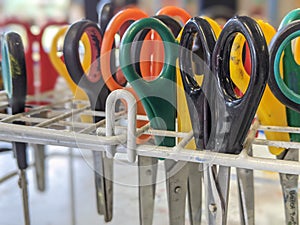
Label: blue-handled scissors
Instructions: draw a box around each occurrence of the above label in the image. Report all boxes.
[63,20,114,222]
[179,16,268,224]
[1,32,29,224]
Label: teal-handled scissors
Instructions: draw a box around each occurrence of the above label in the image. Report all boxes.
[268,9,300,225]
[1,32,29,224]
[120,17,192,225]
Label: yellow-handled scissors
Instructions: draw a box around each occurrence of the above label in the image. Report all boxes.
[230,20,289,156]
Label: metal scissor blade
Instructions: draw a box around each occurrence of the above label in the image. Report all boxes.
[138,156,158,225]
[236,147,254,225]
[278,148,299,225]
[19,169,30,225]
[204,164,230,225]
[93,151,114,222]
[33,144,46,192]
[187,162,202,225]
[165,159,189,225]
[236,167,254,225]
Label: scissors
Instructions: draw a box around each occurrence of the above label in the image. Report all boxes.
[268,9,300,225]
[63,19,114,222]
[1,32,29,224]
[49,25,93,123]
[179,16,268,224]
[229,19,285,225]
[0,19,68,192]
[177,16,221,225]
[174,14,220,225]
[120,17,194,225]
[129,14,190,225]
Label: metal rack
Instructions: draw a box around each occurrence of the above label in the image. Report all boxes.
[0,88,299,175]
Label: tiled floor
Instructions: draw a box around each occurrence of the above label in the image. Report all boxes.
[0,142,296,225]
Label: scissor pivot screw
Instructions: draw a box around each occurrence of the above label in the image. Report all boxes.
[146,169,152,176]
[174,186,181,194]
[209,203,217,213]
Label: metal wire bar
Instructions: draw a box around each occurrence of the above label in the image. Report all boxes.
[35,105,90,128]
[0,98,74,123]
[79,111,126,134]
[259,125,300,134]
[97,125,189,138]
[0,122,125,149]
[253,139,300,149]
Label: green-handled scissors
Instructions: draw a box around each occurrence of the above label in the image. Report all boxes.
[268,8,300,225]
[120,17,191,225]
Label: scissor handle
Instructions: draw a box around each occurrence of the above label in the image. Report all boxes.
[202,16,222,37]
[211,16,269,153]
[101,8,148,91]
[279,8,300,29]
[231,20,276,93]
[179,17,216,95]
[1,32,27,111]
[269,20,300,112]
[121,18,177,87]
[120,17,177,146]
[63,20,110,112]
[230,20,290,155]
[156,6,191,24]
[1,32,27,169]
[49,26,91,97]
[133,15,181,78]
[179,17,217,149]
[97,0,114,31]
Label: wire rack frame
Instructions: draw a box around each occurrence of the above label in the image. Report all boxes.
[0,89,299,175]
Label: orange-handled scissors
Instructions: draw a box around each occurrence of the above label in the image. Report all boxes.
[100,8,150,143]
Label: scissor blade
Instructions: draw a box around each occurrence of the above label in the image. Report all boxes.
[236,167,254,225]
[187,162,202,225]
[216,166,231,224]
[204,165,230,225]
[33,144,46,192]
[19,169,30,225]
[165,159,189,225]
[138,156,158,225]
[278,148,299,225]
[93,151,114,222]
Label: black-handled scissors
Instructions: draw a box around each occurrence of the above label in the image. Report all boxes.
[63,20,113,222]
[1,32,29,224]
[179,16,269,224]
